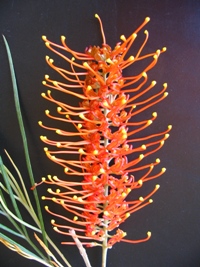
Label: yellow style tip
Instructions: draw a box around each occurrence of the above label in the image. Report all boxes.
[147,231,151,237]
[145,17,150,22]
[141,144,146,150]
[133,33,137,38]
[138,180,143,186]
[79,113,84,119]
[122,231,127,237]
[163,82,168,88]
[151,80,157,86]
[56,129,61,134]
[164,92,168,97]
[152,112,157,117]
[56,142,61,148]
[122,192,127,198]
[142,72,147,78]
[42,35,47,41]
[165,133,170,139]
[104,211,109,216]
[83,62,89,67]
[47,188,53,193]
[53,81,58,86]
[78,148,85,154]
[40,135,46,141]
[139,154,144,160]
[100,168,105,174]
[120,35,126,41]
[160,140,165,145]
[93,149,99,155]
[78,197,83,202]
[61,35,66,41]
[92,175,98,181]
[53,176,58,181]
[87,85,92,91]
[155,184,160,189]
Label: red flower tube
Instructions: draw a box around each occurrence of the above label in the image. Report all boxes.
[38,14,171,267]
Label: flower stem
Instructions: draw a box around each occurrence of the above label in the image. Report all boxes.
[102,243,108,267]
[101,183,108,267]
[102,94,109,267]
[102,200,108,267]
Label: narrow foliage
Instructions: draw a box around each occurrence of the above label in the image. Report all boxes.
[1,37,72,267]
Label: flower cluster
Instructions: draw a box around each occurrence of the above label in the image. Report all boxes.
[38,14,171,249]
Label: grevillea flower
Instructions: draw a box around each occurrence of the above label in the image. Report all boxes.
[38,14,171,266]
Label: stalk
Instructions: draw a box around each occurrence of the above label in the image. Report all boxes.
[102,183,108,267]
[101,74,109,267]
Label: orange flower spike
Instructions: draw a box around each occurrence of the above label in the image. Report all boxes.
[39,14,171,266]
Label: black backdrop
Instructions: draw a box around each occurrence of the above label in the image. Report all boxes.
[0,1,200,267]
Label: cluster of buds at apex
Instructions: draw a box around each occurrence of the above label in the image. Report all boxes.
[38,14,171,248]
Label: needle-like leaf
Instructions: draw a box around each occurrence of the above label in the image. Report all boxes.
[0,223,26,239]
[0,232,53,267]
[2,35,49,251]
[0,156,27,234]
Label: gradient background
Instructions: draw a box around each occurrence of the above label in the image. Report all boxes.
[0,1,200,267]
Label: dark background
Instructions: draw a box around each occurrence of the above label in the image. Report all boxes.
[0,1,200,267]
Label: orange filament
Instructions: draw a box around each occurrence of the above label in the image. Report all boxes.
[95,14,106,45]
[39,15,171,248]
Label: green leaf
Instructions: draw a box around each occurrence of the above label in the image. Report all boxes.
[0,156,27,235]
[1,36,72,267]
[0,232,53,267]
[0,223,25,239]
[2,35,49,250]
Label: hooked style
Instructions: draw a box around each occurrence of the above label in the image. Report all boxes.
[38,14,171,253]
